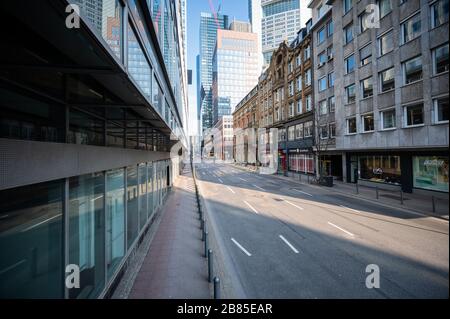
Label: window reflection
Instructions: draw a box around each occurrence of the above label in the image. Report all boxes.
[138,163,148,230]
[127,23,152,97]
[0,180,63,298]
[106,169,125,279]
[69,173,105,299]
[126,166,139,248]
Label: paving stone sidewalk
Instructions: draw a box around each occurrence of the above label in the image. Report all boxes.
[128,166,210,299]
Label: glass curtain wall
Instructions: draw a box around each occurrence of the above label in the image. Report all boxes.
[126,166,139,249]
[147,163,154,220]
[105,169,125,279]
[68,173,105,299]
[0,180,64,298]
[138,163,148,230]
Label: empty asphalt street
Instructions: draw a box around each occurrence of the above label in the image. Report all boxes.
[195,161,449,299]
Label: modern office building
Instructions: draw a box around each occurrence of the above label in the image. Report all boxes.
[248,0,264,73]
[0,0,187,299]
[212,23,259,124]
[198,12,229,131]
[309,0,449,194]
[249,0,311,67]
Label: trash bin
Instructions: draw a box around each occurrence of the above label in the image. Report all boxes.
[321,176,333,187]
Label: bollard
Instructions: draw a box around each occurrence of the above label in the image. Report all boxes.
[204,231,209,257]
[356,182,359,194]
[400,190,404,205]
[376,187,379,199]
[213,277,221,299]
[432,196,436,213]
[208,249,213,282]
[299,174,302,182]
[202,224,207,242]
[307,175,310,184]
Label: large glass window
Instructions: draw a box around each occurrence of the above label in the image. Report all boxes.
[381,109,396,129]
[433,43,449,75]
[360,43,372,66]
[379,0,392,18]
[359,155,401,184]
[404,103,424,126]
[138,164,148,230]
[344,0,352,14]
[69,108,105,146]
[403,56,423,84]
[69,173,105,299]
[147,163,154,218]
[433,97,449,123]
[318,27,326,44]
[0,88,65,143]
[106,169,125,279]
[380,67,395,92]
[431,0,449,28]
[344,23,353,44]
[319,77,327,91]
[378,29,394,56]
[347,117,357,134]
[126,166,139,248]
[127,23,151,98]
[345,54,355,73]
[401,13,421,44]
[413,156,449,192]
[0,180,63,298]
[362,113,375,132]
[346,84,356,104]
[361,77,373,98]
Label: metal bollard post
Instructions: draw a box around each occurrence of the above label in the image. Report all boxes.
[432,196,436,213]
[356,183,359,194]
[307,175,310,184]
[376,187,379,199]
[299,174,302,182]
[400,190,404,205]
[208,249,213,283]
[213,277,220,299]
[204,231,209,257]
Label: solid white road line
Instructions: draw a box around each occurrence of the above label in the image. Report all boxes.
[279,235,299,254]
[218,178,224,183]
[239,177,248,182]
[231,238,252,256]
[339,204,361,214]
[292,189,313,197]
[243,200,259,214]
[253,184,265,191]
[283,199,304,210]
[327,221,355,237]
[226,186,235,194]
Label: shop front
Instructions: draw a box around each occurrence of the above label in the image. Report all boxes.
[288,149,315,175]
[346,151,449,194]
[412,156,448,193]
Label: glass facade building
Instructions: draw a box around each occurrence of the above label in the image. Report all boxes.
[212,28,259,124]
[0,0,186,298]
[198,12,229,131]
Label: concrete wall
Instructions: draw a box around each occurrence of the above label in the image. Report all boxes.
[0,138,170,191]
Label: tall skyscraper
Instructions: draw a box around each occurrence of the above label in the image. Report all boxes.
[198,12,229,131]
[248,0,263,73]
[249,0,311,67]
[212,24,259,124]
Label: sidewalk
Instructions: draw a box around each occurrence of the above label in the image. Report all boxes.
[128,166,210,299]
[232,163,449,220]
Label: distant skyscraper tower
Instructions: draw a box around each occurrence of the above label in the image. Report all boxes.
[198,12,229,132]
[249,0,311,67]
[212,23,259,124]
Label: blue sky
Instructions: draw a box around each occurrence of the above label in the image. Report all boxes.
[186,0,249,134]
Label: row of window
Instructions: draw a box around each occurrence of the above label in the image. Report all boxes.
[344,43,449,103]
[345,97,449,134]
